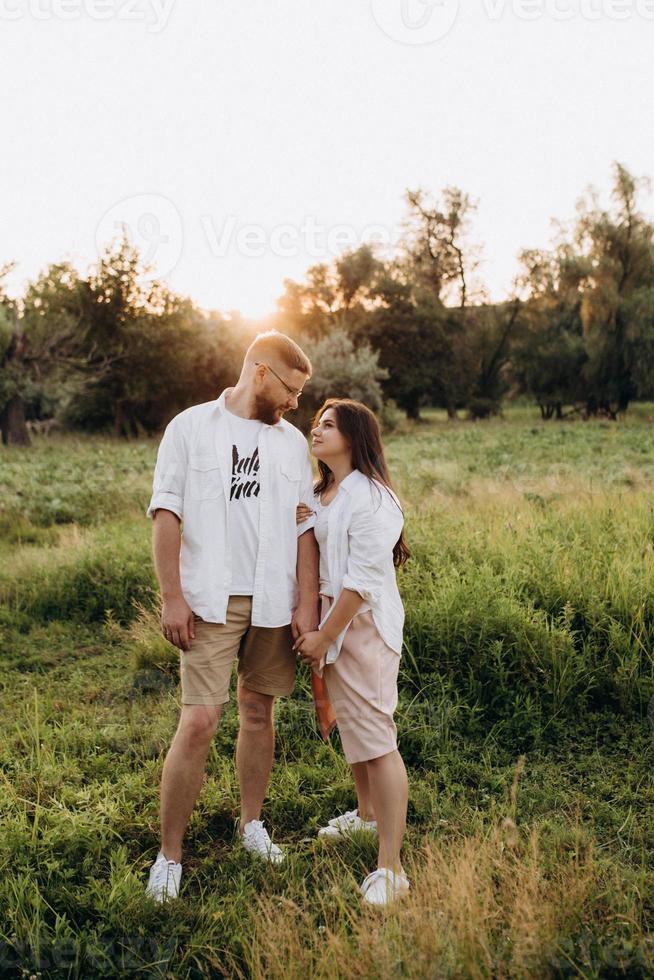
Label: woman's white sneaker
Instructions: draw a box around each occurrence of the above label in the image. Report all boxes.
[360,867,410,907]
[145,852,182,903]
[241,820,285,864]
[318,809,378,838]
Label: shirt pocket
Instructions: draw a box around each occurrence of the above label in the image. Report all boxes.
[278,462,302,507]
[187,455,223,501]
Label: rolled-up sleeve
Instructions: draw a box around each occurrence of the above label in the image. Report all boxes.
[146,417,188,520]
[342,495,403,604]
[296,448,317,538]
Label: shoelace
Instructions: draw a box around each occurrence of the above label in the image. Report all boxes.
[329,809,358,827]
[361,869,388,894]
[246,822,279,853]
[361,868,407,895]
[152,858,178,892]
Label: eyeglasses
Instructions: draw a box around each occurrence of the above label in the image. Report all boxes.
[254,361,305,399]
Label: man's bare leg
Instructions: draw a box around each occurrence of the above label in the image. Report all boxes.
[160,703,222,862]
[236,684,275,832]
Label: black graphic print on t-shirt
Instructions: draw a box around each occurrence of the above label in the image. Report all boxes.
[231,445,260,501]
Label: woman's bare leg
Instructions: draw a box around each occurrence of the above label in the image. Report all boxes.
[351,761,375,821]
[365,750,408,872]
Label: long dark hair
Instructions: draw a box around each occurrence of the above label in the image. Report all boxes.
[312,398,410,567]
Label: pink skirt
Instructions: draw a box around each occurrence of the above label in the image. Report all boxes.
[320,595,400,764]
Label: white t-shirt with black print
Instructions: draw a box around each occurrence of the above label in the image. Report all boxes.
[226,409,264,595]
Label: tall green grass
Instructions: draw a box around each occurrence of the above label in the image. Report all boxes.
[0,436,152,544]
[0,522,154,627]
[401,493,654,744]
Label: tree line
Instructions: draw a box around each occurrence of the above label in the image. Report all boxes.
[1,162,653,445]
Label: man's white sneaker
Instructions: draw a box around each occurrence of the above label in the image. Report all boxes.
[360,868,410,907]
[241,820,285,864]
[145,852,182,903]
[318,809,378,838]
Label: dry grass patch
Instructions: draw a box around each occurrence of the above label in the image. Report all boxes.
[243,816,606,980]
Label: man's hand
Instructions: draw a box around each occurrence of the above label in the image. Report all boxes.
[291,598,319,641]
[161,594,195,651]
[293,629,331,668]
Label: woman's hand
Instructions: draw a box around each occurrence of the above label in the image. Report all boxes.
[296,502,315,525]
[293,629,331,667]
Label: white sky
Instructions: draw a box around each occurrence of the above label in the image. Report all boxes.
[2,0,653,318]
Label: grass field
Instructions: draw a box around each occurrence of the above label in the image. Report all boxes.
[1,405,654,978]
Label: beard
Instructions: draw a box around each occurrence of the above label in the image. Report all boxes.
[253,392,284,425]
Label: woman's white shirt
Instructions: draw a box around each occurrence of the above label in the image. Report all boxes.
[315,469,405,664]
[313,496,334,597]
[314,494,372,614]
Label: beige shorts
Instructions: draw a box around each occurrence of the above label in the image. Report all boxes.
[179,595,296,705]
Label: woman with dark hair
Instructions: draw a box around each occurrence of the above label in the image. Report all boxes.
[293,398,411,907]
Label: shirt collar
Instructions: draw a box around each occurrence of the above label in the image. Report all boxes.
[214,387,284,430]
[214,389,229,415]
[339,470,366,494]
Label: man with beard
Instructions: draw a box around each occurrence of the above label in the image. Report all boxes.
[144,331,318,902]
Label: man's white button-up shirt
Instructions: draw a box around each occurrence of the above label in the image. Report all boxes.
[147,389,316,627]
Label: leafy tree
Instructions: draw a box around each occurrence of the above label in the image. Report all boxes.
[0,267,28,446]
[3,235,246,442]
[62,234,214,435]
[399,187,493,418]
[623,286,654,400]
[1,261,91,445]
[576,163,654,415]
[511,164,654,419]
[364,285,448,420]
[464,300,522,419]
[401,186,482,308]
[510,249,587,418]
[336,246,382,309]
[293,328,387,430]
[20,262,99,421]
[188,310,250,406]
[276,245,384,340]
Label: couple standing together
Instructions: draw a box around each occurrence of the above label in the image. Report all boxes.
[145,330,410,908]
